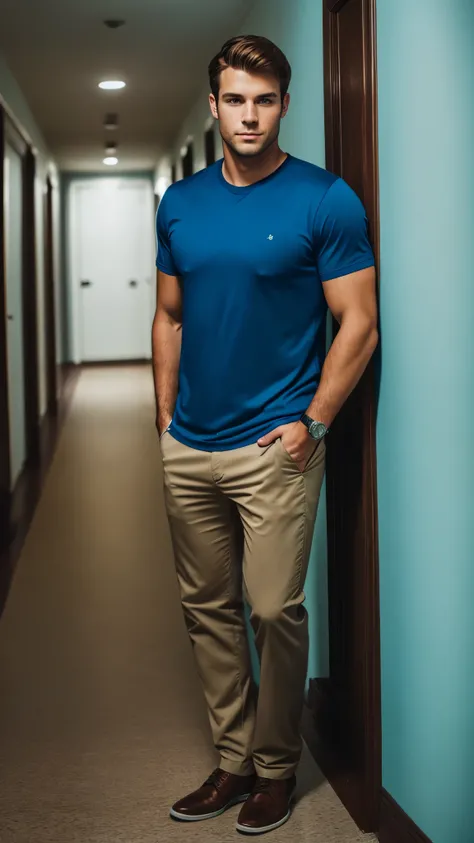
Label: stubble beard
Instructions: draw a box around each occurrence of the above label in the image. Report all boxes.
[221,122,281,160]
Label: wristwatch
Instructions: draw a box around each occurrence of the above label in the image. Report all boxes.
[300,413,329,441]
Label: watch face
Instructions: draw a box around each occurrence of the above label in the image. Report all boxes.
[310,422,326,440]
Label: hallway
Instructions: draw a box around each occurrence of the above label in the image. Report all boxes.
[0,367,375,842]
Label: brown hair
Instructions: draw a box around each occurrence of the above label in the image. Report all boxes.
[208,35,291,101]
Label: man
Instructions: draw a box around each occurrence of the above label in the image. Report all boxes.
[152,34,378,836]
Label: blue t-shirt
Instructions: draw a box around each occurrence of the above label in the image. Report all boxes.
[156,154,374,451]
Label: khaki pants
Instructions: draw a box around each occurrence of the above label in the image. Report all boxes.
[160,432,326,781]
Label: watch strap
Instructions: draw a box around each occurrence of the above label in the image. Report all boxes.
[300,413,329,435]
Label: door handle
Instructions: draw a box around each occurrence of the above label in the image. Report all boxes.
[129,280,138,288]
[7,314,14,321]
[80,280,92,287]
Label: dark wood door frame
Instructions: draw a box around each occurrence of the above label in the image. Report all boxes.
[44,175,58,415]
[181,143,194,178]
[324,0,380,263]
[0,104,40,545]
[0,106,10,541]
[204,126,216,167]
[23,148,41,458]
[5,119,40,459]
[303,0,382,834]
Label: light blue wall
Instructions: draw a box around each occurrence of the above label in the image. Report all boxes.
[376,2,474,840]
[155,0,329,682]
[238,0,325,165]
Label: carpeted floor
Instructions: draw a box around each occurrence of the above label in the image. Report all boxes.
[0,367,377,842]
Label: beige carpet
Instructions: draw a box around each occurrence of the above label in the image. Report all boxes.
[0,367,377,842]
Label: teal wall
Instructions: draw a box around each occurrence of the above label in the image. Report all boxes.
[376,2,474,840]
[238,0,325,165]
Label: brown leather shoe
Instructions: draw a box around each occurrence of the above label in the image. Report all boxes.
[236,775,297,834]
[170,767,256,822]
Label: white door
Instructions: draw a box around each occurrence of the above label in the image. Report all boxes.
[4,142,26,490]
[72,179,154,361]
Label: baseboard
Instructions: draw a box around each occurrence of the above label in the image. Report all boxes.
[40,364,80,465]
[302,685,373,832]
[379,789,432,843]
[80,359,150,367]
[303,692,433,843]
[58,363,81,420]
[0,489,13,550]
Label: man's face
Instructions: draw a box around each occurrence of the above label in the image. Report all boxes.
[209,67,289,159]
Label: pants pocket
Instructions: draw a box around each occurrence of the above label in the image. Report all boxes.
[279,436,325,473]
[304,437,326,472]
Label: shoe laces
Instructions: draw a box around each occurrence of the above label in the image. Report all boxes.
[203,768,229,791]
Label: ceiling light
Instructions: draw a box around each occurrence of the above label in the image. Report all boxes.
[103,19,126,29]
[99,80,126,90]
[103,157,118,166]
[104,113,119,130]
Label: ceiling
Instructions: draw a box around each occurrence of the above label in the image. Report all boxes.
[0,0,255,171]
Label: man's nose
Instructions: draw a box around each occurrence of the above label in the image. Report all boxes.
[242,103,258,124]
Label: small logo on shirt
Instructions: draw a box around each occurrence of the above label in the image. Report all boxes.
[267,234,274,240]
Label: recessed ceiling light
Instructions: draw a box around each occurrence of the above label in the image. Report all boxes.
[103,157,118,166]
[99,80,126,90]
[103,19,126,29]
[104,113,119,130]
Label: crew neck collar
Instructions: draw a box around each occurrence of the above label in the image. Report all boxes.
[217,154,292,194]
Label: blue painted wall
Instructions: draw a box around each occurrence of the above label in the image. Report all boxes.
[376,2,474,840]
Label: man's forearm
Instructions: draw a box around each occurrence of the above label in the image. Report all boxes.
[306,316,378,428]
[152,316,182,432]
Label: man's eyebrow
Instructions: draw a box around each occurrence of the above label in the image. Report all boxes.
[221,92,279,99]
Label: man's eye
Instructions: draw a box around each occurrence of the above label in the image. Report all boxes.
[258,98,272,105]
[228,98,240,104]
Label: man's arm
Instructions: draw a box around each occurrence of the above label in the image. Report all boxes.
[257,265,378,466]
[306,264,378,428]
[152,269,182,435]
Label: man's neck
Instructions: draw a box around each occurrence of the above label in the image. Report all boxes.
[221,143,288,187]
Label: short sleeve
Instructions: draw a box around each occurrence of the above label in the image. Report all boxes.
[155,189,178,276]
[314,178,375,282]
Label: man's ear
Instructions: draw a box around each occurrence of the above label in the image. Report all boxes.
[209,93,218,120]
[281,93,290,118]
